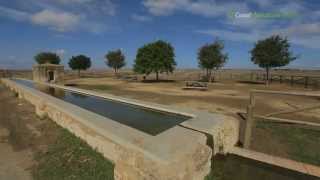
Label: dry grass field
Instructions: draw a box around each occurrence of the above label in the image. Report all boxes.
[64,69,320,120]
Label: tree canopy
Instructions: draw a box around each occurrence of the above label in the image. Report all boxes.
[133,40,176,80]
[251,35,297,84]
[68,55,91,76]
[105,49,126,74]
[34,52,61,65]
[198,40,228,81]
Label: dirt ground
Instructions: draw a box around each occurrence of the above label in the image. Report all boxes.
[0,84,59,180]
[65,76,320,122]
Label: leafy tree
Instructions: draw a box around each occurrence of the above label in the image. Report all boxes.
[34,52,61,64]
[198,39,228,82]
[251,35,297,85]
[105,49,126,75]
[68,55,91,77]
[134,40,176,81]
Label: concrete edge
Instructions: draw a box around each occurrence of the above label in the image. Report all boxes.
[231,147,320,178]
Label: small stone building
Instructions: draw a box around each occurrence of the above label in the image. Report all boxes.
[32,63,64,83]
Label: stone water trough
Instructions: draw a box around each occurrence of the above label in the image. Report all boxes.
[1,78,239,180]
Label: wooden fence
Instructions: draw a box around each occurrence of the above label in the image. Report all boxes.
[211,72,320,89]
[243,90,320,148]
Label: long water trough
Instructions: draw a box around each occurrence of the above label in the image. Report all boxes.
[13,79,190,136]
[1,78,239,180]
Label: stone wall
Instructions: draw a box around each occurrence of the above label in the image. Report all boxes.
[32,64,64,83]
[1,78,240,180]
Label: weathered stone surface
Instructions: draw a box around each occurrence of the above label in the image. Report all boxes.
[32,64,64,83]
[2,78,240,180]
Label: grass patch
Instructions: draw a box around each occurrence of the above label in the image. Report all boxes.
[204,154,318,180]
[33,126,114,180]
[256,121,320,166]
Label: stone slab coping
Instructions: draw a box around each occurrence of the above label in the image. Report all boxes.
[231,147,320,178]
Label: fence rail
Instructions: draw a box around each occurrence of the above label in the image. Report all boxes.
[243,89,320,148]
[211,72,320,89]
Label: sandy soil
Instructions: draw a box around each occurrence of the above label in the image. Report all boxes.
[66,77,320,122]
[0,84,59,180]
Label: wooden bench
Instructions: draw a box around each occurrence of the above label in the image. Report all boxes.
[119,75,138,82]
[183,81,208,91]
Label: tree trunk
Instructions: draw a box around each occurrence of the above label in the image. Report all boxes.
[211,70,215,82]
[156,71,159,81]
[78,69,81,77]
[266,67,270,86]
[114,68,117,76]
[205,69,213,82]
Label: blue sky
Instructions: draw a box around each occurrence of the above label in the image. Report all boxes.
[0,0,319,69]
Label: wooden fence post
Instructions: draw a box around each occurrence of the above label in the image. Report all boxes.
[305,76,309,88]
[315,80,319,89]
[244,104,254,149]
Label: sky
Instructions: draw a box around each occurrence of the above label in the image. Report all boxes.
[0,0,319,70]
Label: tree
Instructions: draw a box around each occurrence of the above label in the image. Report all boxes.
[134,40,176,81]
[68,55,91,77]
[251,35,297,85]
[198,39,228,82]
[34,52,61,64]
[105,49,126,75]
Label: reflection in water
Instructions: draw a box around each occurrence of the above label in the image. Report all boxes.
[35,84,66,98]
[13,79,189,135]
[69,92,88,99]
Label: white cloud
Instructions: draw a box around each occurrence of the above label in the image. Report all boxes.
[0,0,117,33]
[187,1,248,17]
[280,23,320,37]
[8,55,16,60]
[196,29,263,43]
[143,0,185,16]
[197,21,320,49]
[132,14,152,22]
[56,49,66,57]
[143,0,248,17]
[56,0,93,4]
[248,0,271,8]
[273,22,320,49]
[31,9,80,32]
[53,0,117,16]
[0,6,30,21]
